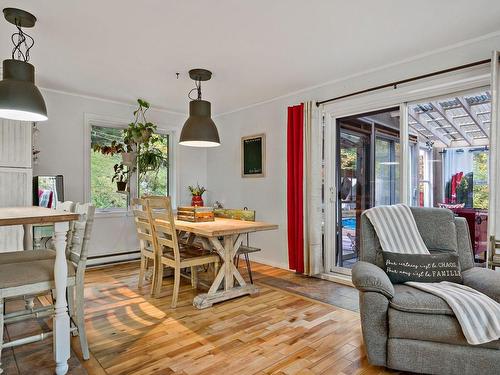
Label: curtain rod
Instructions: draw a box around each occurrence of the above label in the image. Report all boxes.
[316,58,492,107]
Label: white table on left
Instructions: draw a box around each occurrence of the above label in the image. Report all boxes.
[0,206,79,375]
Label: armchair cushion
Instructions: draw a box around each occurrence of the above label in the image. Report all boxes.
[390,284,453,315]
[388,308,500,350]
[352,261,394,299]
[462,267,500,303]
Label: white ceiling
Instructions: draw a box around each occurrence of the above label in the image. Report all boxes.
[1,0,500,115]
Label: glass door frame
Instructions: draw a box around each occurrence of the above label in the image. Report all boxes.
[323,68,492,277]
[374,130,401,206]
[331,110,400,275]
[335,122,373,272]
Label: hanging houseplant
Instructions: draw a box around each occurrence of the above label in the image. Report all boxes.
[93,99,167,190]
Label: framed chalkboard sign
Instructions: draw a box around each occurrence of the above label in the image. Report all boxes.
[241,134,265,178]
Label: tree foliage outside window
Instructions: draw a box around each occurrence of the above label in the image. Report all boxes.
[139,133,169,197]
[91,126,128,209]
[473,151,488,209]
[90,125,170,210]
[340,148,356,170]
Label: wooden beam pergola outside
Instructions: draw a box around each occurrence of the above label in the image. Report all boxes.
[409,110,451,147]
[408,122,433,140]
[455,97,489,137]
[430,101,473,146]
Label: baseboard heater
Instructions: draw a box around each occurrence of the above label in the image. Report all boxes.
[87,250,140,267]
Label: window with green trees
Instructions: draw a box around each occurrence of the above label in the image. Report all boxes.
[90,125,170,210]
[90,126,127,210]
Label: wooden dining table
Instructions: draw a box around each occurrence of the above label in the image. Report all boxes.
[174,217,278,309]
[0,207,79,375]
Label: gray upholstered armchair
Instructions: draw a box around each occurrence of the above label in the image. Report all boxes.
[352,207,500,375]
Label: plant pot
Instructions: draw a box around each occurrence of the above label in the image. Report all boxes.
[191,195,204,207]
[116,181,127,191]
[121,152,137,167]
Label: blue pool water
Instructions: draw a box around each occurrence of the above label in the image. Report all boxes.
[342,217,356,230]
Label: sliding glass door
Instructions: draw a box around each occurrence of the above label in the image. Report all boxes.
[332,108,400,272]
[323,56,498,277]
[336,125,371,269]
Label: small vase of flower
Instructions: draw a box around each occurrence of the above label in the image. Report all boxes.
[188,184,206,207]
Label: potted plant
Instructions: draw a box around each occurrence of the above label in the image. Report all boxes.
[112,163,129,192]
[92,98,167,190]
[188,184,206,207]
[138,147,168,176]
[122,99,157,167]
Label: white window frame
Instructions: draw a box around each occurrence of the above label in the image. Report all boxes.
[322,64,491,278]
[84,113,177,217]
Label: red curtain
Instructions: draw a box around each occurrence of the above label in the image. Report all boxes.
[287,104,304,273]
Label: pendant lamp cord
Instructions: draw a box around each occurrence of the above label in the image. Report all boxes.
[188,79,203,101]
[11,19,34,62]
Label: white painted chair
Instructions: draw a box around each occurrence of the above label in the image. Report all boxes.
[0,203,95,372]
[33,200,75,250]
[0,200,76,311]
[0,201,77,265]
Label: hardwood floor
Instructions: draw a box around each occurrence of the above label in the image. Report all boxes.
[3,261,401,375]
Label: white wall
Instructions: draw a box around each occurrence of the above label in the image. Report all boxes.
[35,90,207,259]
[207,33,500,270]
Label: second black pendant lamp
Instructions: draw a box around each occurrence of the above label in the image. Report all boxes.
[179,69,220,147]
[0,8,47,122]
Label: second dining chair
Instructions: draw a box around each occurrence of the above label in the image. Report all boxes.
[131,198,156,293]
[146,196,220,307]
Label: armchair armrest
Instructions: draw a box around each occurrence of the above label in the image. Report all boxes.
[352,261,394,299]
[462,267,500,303]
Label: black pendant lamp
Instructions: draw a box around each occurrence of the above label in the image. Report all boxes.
[0,8,47,122]
[179,69,220,147]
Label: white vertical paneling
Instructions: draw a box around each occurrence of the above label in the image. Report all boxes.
[0,119,33,251]
[0,167,32,206]
[0,168,32,251]
[0,119,32,168]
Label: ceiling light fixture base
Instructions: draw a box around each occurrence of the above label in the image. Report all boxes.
[189,69,212,82]
[3,8,36,28]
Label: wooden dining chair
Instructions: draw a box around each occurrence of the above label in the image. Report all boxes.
[0,203,95,368]
[146,196,220,307]
[131,198,156,292]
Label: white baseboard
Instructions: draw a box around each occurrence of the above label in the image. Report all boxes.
[86,250,290,271]
[87,251,140,267]
[318,272,354,287]
[250,255,290,271]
